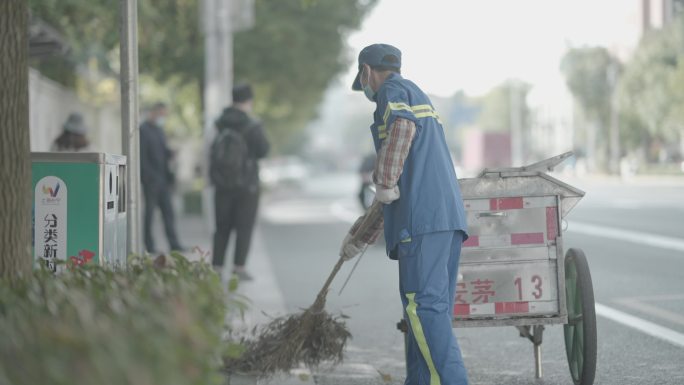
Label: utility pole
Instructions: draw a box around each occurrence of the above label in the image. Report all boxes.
[608,63,620,175]
[203,0,234,139]
[509,80,523,166]
[120,0,142,256]
[202,0,234,230]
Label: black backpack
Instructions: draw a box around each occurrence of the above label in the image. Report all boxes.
[209,128,249,190]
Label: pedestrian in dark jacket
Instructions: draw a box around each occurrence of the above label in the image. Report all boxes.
[140,102,183,253]
[211,83,270,281]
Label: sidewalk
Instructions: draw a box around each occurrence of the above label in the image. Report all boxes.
[155,214,314,384]
[166,214,289,324]
[151,211,403,384]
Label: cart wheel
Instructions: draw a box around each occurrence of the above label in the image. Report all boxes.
[563,248,597,385]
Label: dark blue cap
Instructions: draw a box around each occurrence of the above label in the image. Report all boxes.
[352,43,402,91]
[232,83,253,103]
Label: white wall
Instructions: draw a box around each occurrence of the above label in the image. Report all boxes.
[29,68,122,154]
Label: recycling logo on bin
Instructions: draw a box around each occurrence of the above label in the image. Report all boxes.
[34,176,68,272]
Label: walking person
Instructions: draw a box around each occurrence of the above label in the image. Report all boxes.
[140,102,184,254]
[340,44,469,385]
[210,83,269,281]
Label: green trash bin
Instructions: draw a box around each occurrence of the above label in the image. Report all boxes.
[32,152,127,271]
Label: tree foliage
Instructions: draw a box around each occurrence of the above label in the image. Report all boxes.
[0,254,239,384]
[561,46,621,170]
[475,80,530,133]
[235,0,375,152]
[235,0,377,154]
[28,0,121,85]
[618,16,684,147]
[561,46,620,124]
[28,0,377,154]
[29,0,206,85]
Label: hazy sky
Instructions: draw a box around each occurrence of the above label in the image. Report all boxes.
[344,0,641,97]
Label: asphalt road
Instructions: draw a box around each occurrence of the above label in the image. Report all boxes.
[256,172,684,385]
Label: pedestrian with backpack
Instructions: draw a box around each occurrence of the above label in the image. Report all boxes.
[210,83,270,281]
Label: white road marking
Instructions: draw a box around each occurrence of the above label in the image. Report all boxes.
[595,303,684,348]
[614,298,684,328]
[580,199,684,210]
[568,221,684,253]
[617,293,684,302]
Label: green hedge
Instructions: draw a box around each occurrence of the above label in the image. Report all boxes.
[0,253,242,385]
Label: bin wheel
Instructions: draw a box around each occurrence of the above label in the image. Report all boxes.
[563,248,597,385]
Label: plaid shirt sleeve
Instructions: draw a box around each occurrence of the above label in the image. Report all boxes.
[373,118,416,188]
[347,119,415,245]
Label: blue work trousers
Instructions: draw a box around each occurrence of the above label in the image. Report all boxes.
[398,230,468,385]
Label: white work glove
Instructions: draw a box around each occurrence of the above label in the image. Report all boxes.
[375,184,400,204]
[339,233,367,261]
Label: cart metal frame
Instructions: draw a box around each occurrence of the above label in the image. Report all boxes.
[397,152,596,384]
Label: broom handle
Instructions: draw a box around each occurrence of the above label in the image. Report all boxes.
[350,200,383,245]
[314,201,383,303]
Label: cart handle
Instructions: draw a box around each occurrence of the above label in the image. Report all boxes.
[478,151,574,177]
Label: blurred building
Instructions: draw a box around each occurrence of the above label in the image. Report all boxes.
[462,130,511,172]
[642,0,684,32]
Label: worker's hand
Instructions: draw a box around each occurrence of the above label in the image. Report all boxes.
[375,185,400,204]
[339,233,367,261]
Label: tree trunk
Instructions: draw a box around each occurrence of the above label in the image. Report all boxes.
[0,0,32,280]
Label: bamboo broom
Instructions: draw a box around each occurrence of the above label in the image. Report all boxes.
[224,200,383,376]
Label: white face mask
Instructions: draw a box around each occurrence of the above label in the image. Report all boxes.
[155,116,166,127]
[362,68,375,102]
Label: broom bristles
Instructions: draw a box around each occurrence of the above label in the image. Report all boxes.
[224,305,351,376]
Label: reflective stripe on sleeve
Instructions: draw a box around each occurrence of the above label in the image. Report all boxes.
[378,103,442,141]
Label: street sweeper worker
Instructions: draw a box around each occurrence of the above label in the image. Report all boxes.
[340,43,469,385]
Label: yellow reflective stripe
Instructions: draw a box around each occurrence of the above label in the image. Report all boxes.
[378,103,441,140]
[384,102,413,125]
[411,104,432,113]
[414,111,436,119]
[414,110,443,125]
[383,106,391,124]
[378,125,387,137]
[378,124,388,140]
[385,103,440,121]
[386,103,432,119]
[387,102,413,113]
[405,293,441,385]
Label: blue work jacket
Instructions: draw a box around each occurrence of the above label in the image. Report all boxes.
[370,73,468,257]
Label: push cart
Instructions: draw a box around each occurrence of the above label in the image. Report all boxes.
[397,152,596,385]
